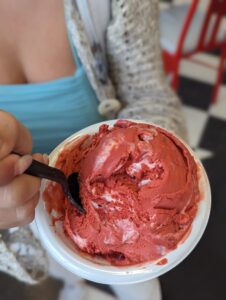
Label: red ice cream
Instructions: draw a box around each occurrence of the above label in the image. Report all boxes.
[44,120,201,266]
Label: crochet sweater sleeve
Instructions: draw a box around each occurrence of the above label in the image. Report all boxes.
[0,226,48,284]
[106,0,187,140]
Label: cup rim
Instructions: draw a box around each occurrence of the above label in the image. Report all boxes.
[35,119,211,284]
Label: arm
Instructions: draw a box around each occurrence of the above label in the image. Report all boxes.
[106,0,187,141]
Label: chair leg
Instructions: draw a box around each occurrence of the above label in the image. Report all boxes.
[212,45,226,104]
[171,65,180,91]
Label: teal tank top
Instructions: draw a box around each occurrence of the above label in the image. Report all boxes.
[0,31,105,154]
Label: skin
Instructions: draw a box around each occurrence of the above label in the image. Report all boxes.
[0,0,75,84]
[0,0,75,228]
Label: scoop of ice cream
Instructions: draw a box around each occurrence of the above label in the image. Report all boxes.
[44,120,201,266]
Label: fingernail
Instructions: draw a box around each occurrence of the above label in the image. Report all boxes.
[43,154,49,164]
[15,155,33,175]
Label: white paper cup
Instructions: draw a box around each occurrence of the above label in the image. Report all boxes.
[35,120,211,284]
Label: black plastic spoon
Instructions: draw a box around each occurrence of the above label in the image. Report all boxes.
[14,153,85,213]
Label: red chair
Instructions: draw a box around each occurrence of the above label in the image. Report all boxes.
[160,0,226,103]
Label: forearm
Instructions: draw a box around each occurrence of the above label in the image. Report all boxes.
[106,0,187,140]
[118,90,187,141]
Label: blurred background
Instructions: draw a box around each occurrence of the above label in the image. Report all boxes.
[1,0,226,299]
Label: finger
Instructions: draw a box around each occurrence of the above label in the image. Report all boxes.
[0,174,41,209]
[15,192,40,224]
[32,153,46,163]
[0,152,47,187]
[42,154,49,165]
[0,154,32,186]
[0,192,40,229]
[0,111,32,159]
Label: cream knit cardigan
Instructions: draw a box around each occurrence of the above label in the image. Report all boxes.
[0,0,187,284]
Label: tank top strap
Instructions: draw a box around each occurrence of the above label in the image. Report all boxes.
[65,16,82,68]
[68,36,82,68]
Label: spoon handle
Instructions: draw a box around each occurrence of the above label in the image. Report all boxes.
[25,159,66,184]
[13,152,66,185]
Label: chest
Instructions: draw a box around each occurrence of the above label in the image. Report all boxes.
[0,0,75,84]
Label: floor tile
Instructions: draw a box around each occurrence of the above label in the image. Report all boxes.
[179,77,212,110]
[195,147,214,161]
[180,55,217,85]
[199,116,226,153]
[86,286,116,300]
[0,272,63,300]
[209,86,226,120]
[182,105,209,148]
